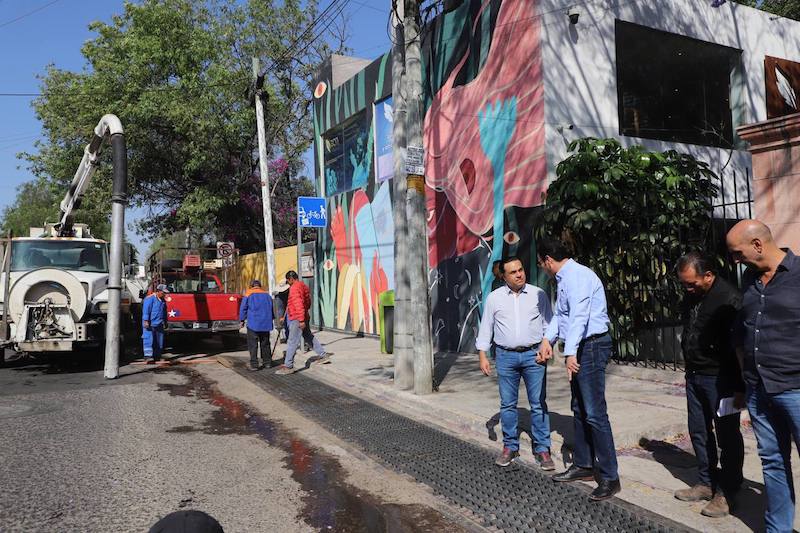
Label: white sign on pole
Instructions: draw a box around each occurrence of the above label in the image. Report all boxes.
[216,241,234,259]
[405,145,425,175]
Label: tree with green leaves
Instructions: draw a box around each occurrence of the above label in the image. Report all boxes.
[4,0,344,251]
[538,138,719,357]
[735,0,800,19]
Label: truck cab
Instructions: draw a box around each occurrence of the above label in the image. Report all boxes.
[0,225,133,353]
[147,249,242,348]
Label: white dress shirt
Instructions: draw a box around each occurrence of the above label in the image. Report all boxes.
[476,283,552,352]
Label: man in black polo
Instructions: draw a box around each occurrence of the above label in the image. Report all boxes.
[673,251,744,518]
[727,220,800,532]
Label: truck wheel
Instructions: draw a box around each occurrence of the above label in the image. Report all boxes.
[221,334,241,350]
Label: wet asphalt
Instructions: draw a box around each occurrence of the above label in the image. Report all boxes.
[0,346,467,532]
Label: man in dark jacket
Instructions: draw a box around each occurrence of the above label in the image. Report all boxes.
[673,251,744,518]
[240,280,274,371]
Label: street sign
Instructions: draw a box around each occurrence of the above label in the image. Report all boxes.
[297,197,327,228]
[405,145,425,175]
[216,241,234,258]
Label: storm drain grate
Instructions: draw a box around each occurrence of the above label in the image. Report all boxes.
[233,363,693,533]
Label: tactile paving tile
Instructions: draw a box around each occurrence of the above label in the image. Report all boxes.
[234,364,694,533]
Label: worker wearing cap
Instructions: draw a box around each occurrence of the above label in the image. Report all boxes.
[142,284,169,364]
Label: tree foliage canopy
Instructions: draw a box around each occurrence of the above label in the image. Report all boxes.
[735,0,800,19]
[3,0,342,250]
[538,138,719,356]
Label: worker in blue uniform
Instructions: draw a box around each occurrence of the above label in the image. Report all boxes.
[142,284,169,364]
[240,279,274,370]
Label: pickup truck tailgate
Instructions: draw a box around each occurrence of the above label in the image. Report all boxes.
[166,294,241,322]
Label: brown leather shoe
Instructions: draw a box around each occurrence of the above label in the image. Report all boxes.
[674,484,712,502]
[534,451,556,471]
[495,447,519,467]
[701,493,730,517]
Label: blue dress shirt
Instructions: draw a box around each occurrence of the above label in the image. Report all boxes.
[476,283,552,352]
[545,259,610,356]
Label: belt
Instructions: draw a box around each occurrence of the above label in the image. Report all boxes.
[497,343,540,353]
[581,331,608,343]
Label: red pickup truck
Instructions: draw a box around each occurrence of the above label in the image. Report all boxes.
[161,270,242,348]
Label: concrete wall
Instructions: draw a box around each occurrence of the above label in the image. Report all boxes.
[234,245,298,294]
[311,0,800,352]
[539,0,800,214]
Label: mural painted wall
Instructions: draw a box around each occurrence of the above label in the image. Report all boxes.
[312,0,550,350]
[423,0,550,352]
[312,53,395,335]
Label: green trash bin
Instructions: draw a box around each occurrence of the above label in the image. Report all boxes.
[378,290,395,354]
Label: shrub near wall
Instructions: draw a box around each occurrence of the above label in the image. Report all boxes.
[539,138,719,360]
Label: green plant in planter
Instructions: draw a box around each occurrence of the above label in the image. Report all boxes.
[538,138,719,357]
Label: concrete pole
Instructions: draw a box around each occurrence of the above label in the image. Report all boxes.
[103,116,127,379]
[404,0,433,395]
[391,0,414,390]
[253,57,278,294]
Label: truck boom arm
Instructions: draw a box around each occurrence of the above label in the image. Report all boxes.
[56,115,124,237]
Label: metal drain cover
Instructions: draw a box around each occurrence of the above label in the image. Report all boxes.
[233,363,695,533]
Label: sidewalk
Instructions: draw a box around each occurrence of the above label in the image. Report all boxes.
[222,329,799,533]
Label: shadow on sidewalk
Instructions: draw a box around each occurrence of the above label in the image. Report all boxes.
[485,408,576,465]
[639,438,767,531]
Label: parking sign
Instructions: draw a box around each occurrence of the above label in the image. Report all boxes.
[297,197,327,228]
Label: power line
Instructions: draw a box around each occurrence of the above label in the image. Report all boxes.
[0,0,62,30]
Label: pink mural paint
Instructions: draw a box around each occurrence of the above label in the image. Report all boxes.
[424,0,547,266]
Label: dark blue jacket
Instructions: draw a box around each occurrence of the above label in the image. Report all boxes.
[240,287,274,332]
[142,294,167,328]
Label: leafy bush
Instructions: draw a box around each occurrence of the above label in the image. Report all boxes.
[538,138,718,350]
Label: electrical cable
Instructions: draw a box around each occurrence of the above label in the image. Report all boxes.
[0,0,62,30]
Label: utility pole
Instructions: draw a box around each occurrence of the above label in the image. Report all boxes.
[403,0,433,395]
[391,0,414,390]
[252,57,277,294]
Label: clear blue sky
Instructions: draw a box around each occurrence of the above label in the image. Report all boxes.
[0,0,390,257]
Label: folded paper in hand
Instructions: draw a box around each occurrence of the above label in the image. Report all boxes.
[717,397,744,417]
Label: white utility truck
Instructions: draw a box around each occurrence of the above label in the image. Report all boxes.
[1,115,132,365]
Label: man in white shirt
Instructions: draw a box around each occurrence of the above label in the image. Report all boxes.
[477,256,554,470]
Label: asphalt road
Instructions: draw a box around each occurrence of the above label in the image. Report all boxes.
[0,347,470,533]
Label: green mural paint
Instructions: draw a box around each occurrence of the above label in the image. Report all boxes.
[424,0,469,111]
[375,52,390,97]
[325,85,332,131]
[356,70,365,111]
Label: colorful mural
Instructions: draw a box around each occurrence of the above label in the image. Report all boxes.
[312,53,395,334]
[312,0,549,351]
[423,0,549,351]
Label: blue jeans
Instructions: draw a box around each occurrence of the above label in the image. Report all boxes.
[284,319,325,369]
[747,380,800,533]
[570,334,618,480]
[685,372,744,492]
[142,325,164,359]
[495,346,551,453]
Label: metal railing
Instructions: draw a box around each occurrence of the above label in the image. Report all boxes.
[598,168,753,369]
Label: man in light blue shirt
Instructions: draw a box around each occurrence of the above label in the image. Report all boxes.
[477,256,554,470]
[536,238,620,502]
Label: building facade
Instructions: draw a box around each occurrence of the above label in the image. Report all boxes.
[310,0,800,353]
